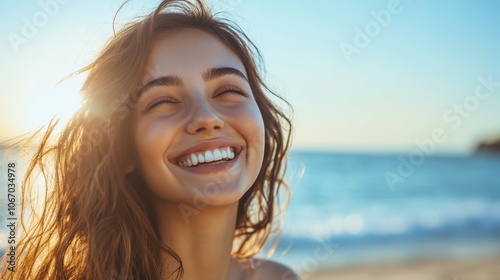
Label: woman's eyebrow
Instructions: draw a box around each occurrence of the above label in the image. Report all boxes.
[137,67,248,97]
[203,67,248,82]
[137,76,183,97]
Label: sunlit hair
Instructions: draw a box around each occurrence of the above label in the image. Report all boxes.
[0,0,293,279]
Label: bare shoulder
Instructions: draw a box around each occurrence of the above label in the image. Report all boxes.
[243,258,299,280]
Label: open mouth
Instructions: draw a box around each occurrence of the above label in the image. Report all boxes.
[176,146,240,167]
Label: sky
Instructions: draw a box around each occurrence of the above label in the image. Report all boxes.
[1,0,499,154]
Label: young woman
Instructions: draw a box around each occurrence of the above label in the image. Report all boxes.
[1,0,295,279]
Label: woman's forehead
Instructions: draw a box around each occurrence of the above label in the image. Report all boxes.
[143,28,247,84]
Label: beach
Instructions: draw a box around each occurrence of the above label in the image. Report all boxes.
[307,256,500,280]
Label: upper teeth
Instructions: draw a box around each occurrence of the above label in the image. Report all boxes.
[178,147,235,167]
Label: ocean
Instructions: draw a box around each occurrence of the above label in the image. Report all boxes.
[266,151,500,271]
[2,150,500,271]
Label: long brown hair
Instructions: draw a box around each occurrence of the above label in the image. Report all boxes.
[0,0,293,279]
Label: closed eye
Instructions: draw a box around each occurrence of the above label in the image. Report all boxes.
[214,86,250,97]
[146,96,180,111]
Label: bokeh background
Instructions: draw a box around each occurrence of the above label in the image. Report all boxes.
[1,0,500,279]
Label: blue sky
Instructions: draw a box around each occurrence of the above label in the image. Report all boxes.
[1,0,499,154]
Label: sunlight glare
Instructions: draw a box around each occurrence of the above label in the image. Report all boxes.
[19,74,84,136]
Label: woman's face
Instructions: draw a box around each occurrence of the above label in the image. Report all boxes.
[130,28,265,207]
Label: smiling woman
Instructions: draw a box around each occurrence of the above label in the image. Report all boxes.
[0,1,294,280]
[131,29,266,209]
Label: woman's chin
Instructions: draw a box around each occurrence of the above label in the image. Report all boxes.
[187,179,251,207]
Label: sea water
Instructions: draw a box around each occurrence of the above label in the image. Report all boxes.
[267,151,500,269]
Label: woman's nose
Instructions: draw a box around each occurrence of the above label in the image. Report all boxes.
[185,102,225,134]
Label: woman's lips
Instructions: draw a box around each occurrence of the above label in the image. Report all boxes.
[176,146,236,167]
[170,139,242,166]
[176,148,242,174]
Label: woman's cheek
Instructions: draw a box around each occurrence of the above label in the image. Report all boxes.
[134,117,175,175]
[231,103,265,163]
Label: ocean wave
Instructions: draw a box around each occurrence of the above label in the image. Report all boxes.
[283,200,500,241]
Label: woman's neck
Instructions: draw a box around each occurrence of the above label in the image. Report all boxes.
[155,201,242,280]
